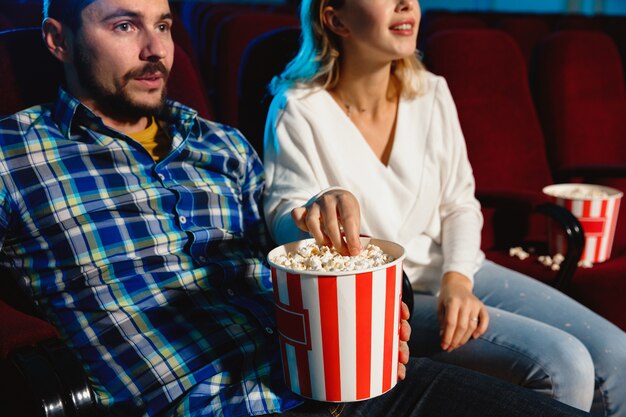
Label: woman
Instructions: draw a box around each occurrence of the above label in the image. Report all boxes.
[263,0,626,415]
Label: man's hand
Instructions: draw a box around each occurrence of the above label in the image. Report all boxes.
[398,301,411,380]
[291,189,362,255]
[437,271,489,352]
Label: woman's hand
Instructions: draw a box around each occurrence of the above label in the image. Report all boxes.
[291,189,362,255]
[398,301,411,380]
[437,271,489,352]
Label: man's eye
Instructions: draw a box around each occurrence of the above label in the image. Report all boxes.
[115,22,132,32]
[157,24,170,32]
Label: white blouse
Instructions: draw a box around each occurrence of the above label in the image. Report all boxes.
[263,72,485,294]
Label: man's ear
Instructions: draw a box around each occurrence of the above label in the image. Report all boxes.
[42,18,73,64]
[322,6,349,37]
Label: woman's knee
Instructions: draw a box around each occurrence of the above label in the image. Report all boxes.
[538,334,595,410]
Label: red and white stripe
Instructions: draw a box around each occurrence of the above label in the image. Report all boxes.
[554,196,621,263]
[272,265,402,402]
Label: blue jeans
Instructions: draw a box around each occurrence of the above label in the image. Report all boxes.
[409,260,626,417]
[273,358,591,416]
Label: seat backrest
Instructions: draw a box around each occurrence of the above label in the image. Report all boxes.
[0,2,41,27]
[553,14,604,32]
[197,4,252,81]
[0,14,13,31]
[238,26,301,158]
[418,14,487,49]
[533,30,626,252]
[170,8,198,69]
[0,27,213,120]
[211,11,299,126]
[423,29,554,194]
[170,44,215,120]
[424,29,557,250]
[533,31,626,176]
[496,15,551,64]
[0,28,63,116]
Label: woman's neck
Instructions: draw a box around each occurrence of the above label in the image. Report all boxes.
[330,57,398,118]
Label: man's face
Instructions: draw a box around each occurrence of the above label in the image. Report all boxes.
[70,0,174,119]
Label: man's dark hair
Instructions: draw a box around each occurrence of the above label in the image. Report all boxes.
[43,0,96,31]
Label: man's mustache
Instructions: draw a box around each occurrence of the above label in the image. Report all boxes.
[125,62,169,82]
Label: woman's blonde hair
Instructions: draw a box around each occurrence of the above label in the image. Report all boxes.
[269,0,425,98]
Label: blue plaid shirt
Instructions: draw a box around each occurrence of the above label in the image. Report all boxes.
[0,89,302,416]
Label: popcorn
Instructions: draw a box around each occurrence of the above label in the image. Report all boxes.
[271,243,394,272]
[538,253,565,270]
[511,249,595,270]
[509,246,530,260]
[549,186,610,200]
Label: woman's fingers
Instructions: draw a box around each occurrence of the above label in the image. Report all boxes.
[439,301,459,351]
[290,190,362,255]
[335,193,361,255]
[439,300,486,351]
[473,305,490,339]
[292,204,330,246]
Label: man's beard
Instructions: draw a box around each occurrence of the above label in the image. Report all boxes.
[73,40,169,120]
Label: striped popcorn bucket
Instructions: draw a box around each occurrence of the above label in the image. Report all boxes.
[268,238,405,402]
[543,184,623,263]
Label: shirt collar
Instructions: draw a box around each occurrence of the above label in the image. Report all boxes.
[52,87,199,140]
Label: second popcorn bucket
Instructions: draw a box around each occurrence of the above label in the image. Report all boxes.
[268,237,406,402]
[543,184,623,264]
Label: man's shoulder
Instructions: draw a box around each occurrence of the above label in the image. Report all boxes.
[0,104,56,146]
[188,114,262,161]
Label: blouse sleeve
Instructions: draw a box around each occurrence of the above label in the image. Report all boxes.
[263,91,324,245]
[435,79,484,282]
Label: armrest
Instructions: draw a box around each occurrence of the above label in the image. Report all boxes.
[6,346,69,417]
[38,339,98,417]
[1,300,98,416]
[0,299,59,359]
[476,188,549,210]
[535,203,584,289]
[476,189,585,290]
[558,165,626,182]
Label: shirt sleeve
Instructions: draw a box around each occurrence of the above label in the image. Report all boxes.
[263,92,324,245]
[0,130,14,252]
[0,175,10,251]
[435,79,484,283]
[222,125,275,291]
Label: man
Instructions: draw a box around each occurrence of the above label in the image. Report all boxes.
[0,0,592,416]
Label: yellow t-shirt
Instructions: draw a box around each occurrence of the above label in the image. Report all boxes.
[128,117,170,161]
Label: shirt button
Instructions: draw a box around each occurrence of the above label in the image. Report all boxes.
[226,288,235,296]
[265,327,274,335]
[157,173,165,181]
[179,215,187,224]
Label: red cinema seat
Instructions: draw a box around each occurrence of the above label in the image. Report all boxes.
[211,11,299,126]
[418,13,487,49]
[0,2,41,27]
[533,31,626,183]
[0,13,13,31]
[238,26,301,158]
[532,31,626,329]
[496,15,551,64]
[423,29,586,297]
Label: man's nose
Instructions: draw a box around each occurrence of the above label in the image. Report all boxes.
[140,30,168,62]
